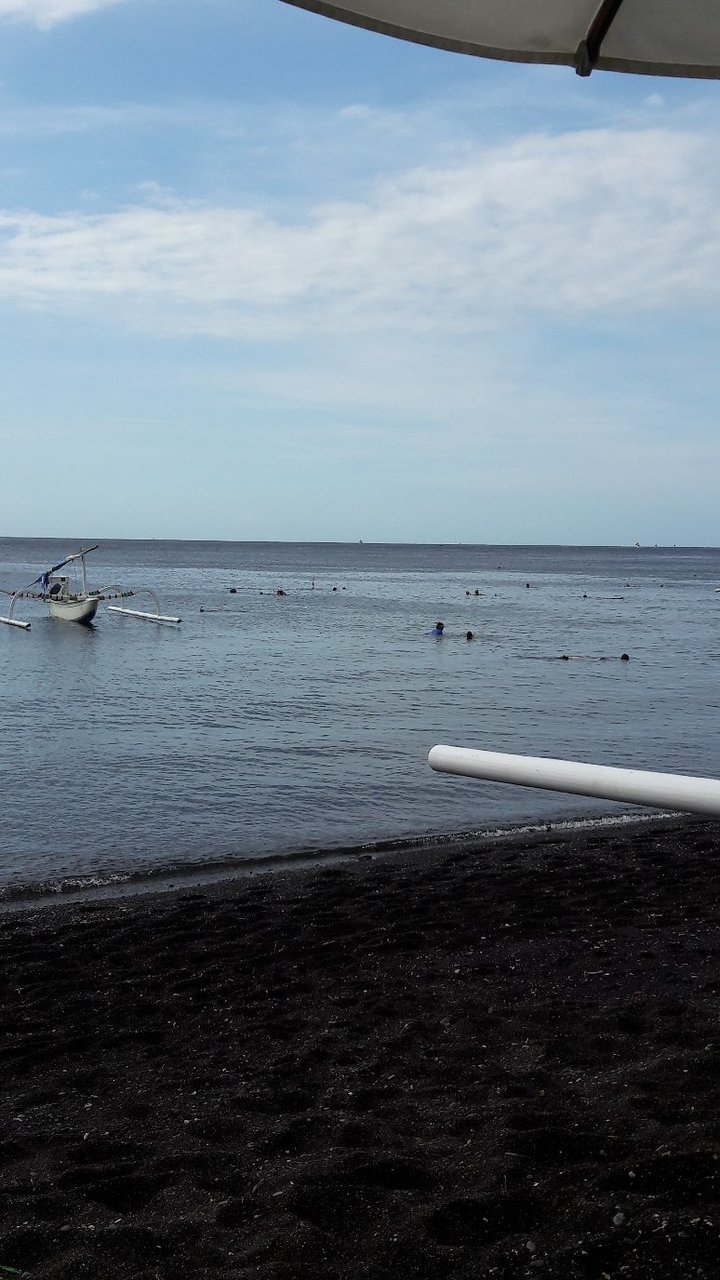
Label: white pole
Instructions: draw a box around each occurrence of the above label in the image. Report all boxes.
[428,745,720,817]
[0,615,31,629]
[108,606,181,624]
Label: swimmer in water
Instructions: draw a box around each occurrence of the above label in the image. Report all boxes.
[559,653,630,662]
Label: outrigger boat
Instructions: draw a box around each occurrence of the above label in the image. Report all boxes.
[0,545,181,631]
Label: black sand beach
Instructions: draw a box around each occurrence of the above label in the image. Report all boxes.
[2,816,720,1279]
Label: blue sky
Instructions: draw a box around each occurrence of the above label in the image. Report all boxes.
[1,0,720,544]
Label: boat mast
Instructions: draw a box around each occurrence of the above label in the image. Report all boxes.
[59,545,98,595]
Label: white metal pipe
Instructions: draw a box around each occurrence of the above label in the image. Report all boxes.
[108,607,181,624]
[428,744,720,817]
[0,615,31,629]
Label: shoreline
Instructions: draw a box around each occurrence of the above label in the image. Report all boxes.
[2,814,720,1278]
[0,809,692,913]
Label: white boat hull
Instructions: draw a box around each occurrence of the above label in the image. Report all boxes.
[47,595,101,624]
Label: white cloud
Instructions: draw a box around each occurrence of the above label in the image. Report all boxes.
[0,0,126,27]
[0,104,168,136]
[0,126,718,337]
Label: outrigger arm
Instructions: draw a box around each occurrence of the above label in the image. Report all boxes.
[106,585,181,624]
[0,592,32,629]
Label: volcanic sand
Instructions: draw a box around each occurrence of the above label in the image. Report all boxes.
[1,815,720,1278]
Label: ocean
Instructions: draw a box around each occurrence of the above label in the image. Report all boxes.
[1,538,718,898]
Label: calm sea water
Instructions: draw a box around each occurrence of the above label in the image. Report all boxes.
[1,538,718,894]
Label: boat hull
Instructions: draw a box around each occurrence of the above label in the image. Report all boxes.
[46,596,101,624]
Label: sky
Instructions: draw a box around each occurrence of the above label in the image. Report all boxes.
[1,0,720,544]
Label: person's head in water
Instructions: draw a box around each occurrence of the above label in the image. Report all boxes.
[466,630,474,641]
[434,621,444,634]
[620,653,630,661]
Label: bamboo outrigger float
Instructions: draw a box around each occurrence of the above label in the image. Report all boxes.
[0,545,181,631]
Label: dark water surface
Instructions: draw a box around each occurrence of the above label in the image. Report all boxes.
[1,538,718,893]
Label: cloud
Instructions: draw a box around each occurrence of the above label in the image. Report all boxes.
[0,0,125,27]
[0,126,718,337]
[0,104,173,136]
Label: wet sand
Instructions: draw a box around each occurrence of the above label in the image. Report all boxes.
[1,815,720,1279]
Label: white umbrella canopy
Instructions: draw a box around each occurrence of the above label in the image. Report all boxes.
[280,0,720,79]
